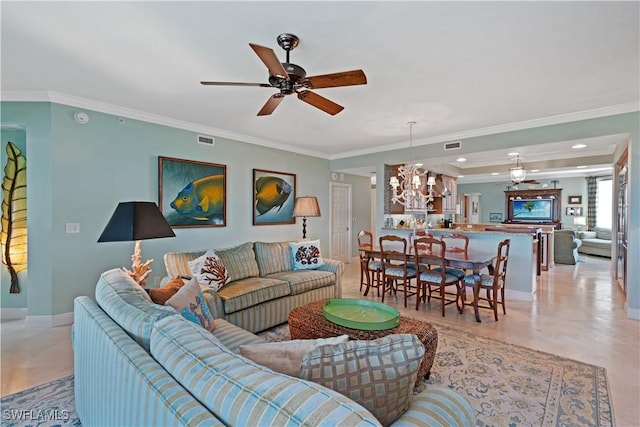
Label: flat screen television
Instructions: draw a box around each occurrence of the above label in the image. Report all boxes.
[511,198,554,222]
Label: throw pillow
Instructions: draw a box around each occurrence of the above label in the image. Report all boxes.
[300,334,425,426]
[148,276,185,305]
[289,240,325,270]
[165,278,215,332]
[188,249,231,291]
[239,335,349,377]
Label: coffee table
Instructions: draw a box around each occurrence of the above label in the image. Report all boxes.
[288,299,438,384]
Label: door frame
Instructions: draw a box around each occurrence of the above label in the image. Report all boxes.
[329,182,352,262]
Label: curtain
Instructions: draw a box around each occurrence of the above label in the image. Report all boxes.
[586,176,598,231]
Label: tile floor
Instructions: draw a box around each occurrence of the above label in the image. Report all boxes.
[1,254,639,426]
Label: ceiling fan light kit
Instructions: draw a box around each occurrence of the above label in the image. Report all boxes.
[509,154,527,183]
[201,33,367,116]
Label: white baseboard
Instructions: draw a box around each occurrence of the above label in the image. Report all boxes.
[25,312,74,327]
[626,305,640,321]
[505,289,534,302]
[0,308,28,321]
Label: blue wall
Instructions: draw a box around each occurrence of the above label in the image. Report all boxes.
[1,102,335,316]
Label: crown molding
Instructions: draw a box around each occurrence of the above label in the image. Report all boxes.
[2,91,637,161]
[1,90,328,159]
[330,102,640,160]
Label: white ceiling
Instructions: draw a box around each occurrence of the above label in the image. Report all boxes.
[2,1,638,182]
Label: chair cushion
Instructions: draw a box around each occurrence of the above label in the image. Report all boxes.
[463,274,497,287]
[95,268,176,351]
[419,271,461,283]
[265,270,335,295]
[254,241,294,276]
[150,316,380,427]
[188,249,231,291]
[300,334,425,426]
[165,278,215,332]
[163,250,206,279]
[215,242,260,281]
[432,267,466,279]
[216,277,291,314]
[148,276,186,305]
[290,240,325,270]
[239,335,349,377]
[384,266,416,278]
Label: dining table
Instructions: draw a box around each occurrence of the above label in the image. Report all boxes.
[362,246,497,323]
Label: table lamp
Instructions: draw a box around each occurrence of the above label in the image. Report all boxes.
[573,216,586,231]
[98,201,175,285]
[292,196,321,239]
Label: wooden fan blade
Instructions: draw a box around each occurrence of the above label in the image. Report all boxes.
[257,94,285,116]
[297,90,344,115]
[304,70,367,89]
[200,81,272,87]
[201,81,272,87]
[249,43,289,79]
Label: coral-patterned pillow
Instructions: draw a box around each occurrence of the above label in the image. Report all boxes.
[188,249,231,291]
[289,240,325,270]
[148,276,185,305]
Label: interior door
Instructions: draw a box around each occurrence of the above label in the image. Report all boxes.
[330,183,352,263]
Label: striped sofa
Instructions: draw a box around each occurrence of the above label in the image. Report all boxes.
[163,241,344,333]
[73,268,477,426]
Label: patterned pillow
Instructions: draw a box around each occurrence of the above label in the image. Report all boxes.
[188,249,231,291]
[165,278,215,332]
[239,335,349,377]
[300,334,425,426]
[289,240,325,270]
[148,276,185,305]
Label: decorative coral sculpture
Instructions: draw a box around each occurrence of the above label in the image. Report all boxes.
[123,240,153,286]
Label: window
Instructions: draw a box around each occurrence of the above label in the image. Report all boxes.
[596,179,612,229]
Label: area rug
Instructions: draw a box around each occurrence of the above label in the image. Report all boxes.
[1,323,613,427]
[261,323,613,427]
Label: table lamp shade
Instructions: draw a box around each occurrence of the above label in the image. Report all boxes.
[292,197,321,239]
[573,216,586,226]
[292,197,321,218]
[98,201,175,242]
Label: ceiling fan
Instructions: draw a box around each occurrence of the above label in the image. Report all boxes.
[200,33,367,116]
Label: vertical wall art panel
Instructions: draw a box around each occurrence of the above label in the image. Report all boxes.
[253,169,296,225]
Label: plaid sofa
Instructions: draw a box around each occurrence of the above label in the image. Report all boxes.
[163,241,344,333]
[73,268,477,427]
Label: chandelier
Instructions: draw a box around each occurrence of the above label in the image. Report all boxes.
[389,121,436,210]
[510,154,527,184]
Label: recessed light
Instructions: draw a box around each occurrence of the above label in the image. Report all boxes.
[457,175,465,178]
[576,165,587,169]
[491,172,500,176]
[507,152,519,157]
[456,157,467,162]
[572,144,587,149]
[531,169,540,172]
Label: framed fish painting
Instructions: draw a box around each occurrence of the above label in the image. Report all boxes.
[158,156,226,228]
[253,169,296,225]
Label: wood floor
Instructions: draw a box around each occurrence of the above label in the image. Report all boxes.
[2,254,638,426]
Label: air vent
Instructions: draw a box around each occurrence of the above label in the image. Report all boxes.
[444,140,462,151]
[198,135,215,146]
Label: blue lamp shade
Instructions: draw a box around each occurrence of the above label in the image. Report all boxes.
[98,201,175,243]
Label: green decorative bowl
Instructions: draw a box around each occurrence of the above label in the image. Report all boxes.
[322,298,400,330]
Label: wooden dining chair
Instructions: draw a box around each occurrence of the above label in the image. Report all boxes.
[462,238,510,321]
[435,232,470,279]
[357,230,382,296]
[413,237,463,317]
[379,235,417,307]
